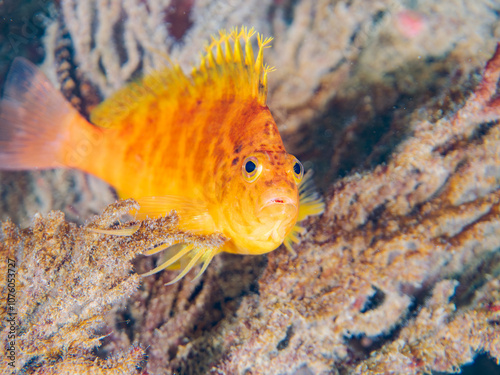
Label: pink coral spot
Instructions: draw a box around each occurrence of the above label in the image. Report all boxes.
[488,302,500,312]
[395,10,426,39]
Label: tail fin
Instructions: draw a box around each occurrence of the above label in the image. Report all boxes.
[0,57,81,170]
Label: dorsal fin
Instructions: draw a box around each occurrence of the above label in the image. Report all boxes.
[90,26,274,128]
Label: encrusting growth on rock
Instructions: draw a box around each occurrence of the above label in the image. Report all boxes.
[356,277,500,374]
[75,45,500,375]
[0,199,224,374]
[209,45,500,374]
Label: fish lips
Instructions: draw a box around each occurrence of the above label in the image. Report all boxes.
[260,196,297,215]
[257,197,298,224]
[257,197,298,238]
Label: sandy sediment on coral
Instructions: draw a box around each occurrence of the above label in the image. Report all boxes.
[0,200,145,373]
[209,44,500,375]
[0,199,226,373]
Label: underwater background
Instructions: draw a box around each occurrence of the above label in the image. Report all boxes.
[1,0,500,374]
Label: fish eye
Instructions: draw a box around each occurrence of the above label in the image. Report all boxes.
[292,158,304,183]
[245,160,256,173]
[242,156,262,183]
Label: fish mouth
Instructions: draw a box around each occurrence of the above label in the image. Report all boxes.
[258,196,298,224]
[261,196,297,209]
[253,198,297,244]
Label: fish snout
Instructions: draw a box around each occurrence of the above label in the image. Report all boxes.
[259,195,298,220]
[263,196,296,208]
[256,196,298,244]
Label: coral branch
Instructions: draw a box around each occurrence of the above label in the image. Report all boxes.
[0,199,223,374]
[210,39,500,375]
[355,276,500,374]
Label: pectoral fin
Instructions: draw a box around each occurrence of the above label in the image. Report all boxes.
[283,170,325,255]
[141,243,220,283]
[134,195,216,234]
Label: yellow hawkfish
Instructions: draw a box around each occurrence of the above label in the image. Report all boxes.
[0,28,324,283]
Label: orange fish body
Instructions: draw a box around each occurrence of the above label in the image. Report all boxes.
[0,28,323,281]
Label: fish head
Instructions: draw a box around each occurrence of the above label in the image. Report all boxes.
[219,150,303,255]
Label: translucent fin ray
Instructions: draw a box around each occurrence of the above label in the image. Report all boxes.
[143,242,174,256]
[0,58,81,170]
[140,244,194,277]
[88,225,140,236]
[141,243,219,284]
[192,249,218,281]
[134,196,216,234]
[283,170,324,254]
[164,250,204,285]
[297,170,325,221]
